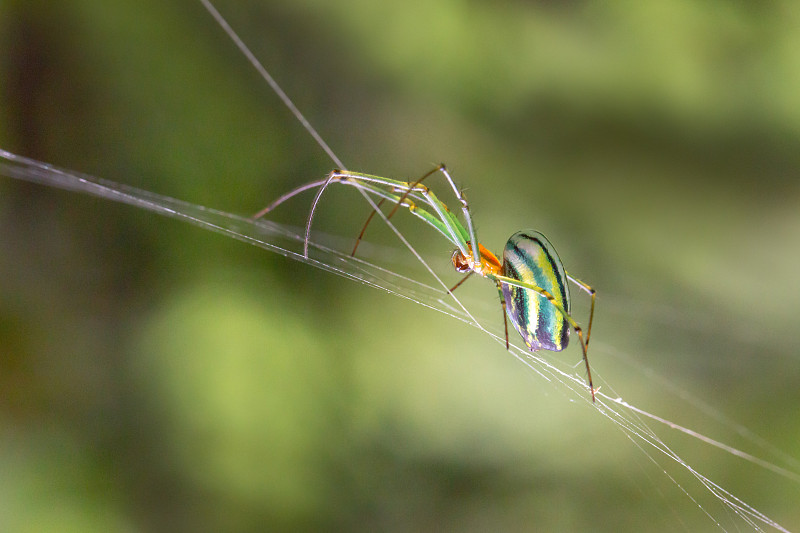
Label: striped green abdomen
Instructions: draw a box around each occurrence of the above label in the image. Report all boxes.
[501,231,570,352]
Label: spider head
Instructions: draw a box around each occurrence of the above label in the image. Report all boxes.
[451,249,471,273]
[451,243,503,277]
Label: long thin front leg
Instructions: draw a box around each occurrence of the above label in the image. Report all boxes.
[351,166,442,257]
[305,170,342,258]
[251,178,328,220]
[436,165,481,267]
[385,167,442,220]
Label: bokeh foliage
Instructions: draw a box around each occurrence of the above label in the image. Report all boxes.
[2,0,799,531]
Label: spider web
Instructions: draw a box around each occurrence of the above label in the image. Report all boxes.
[2,1,798,529]
[197,4,799,529]
[1,148,797,532]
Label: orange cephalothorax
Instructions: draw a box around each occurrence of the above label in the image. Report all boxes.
[450,242,502,277]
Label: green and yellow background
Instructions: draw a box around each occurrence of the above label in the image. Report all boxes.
[2,1,799,531]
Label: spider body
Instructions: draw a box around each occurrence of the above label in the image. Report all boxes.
[257,165,596,401]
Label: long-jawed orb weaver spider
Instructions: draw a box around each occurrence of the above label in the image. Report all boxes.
[253,165,597,401]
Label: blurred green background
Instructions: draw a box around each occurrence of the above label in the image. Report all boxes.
[2,0,800,531]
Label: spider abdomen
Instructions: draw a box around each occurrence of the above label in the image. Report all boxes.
[502,231,571,352]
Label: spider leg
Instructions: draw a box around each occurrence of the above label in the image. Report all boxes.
[351,166,443,257]
[250,178,328,220]
[359,164,483,268]
[494,273,596,402]
[351,198,386,256]
[436,165,481,268]
[567,274,596,349]
[496,282,510,350]
[304,170,341,257]
[448,271,474,293]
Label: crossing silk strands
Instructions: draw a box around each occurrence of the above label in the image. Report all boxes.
[2,1,800,530]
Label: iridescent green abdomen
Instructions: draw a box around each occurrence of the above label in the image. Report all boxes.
[502,231,571,352]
